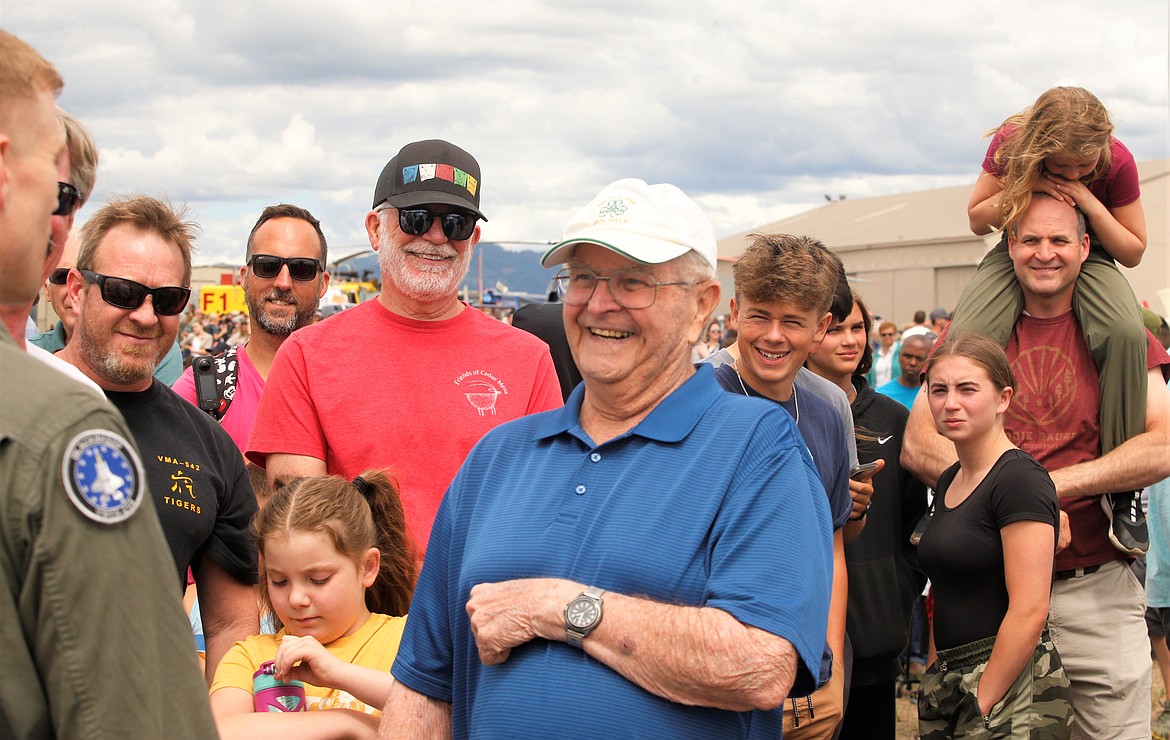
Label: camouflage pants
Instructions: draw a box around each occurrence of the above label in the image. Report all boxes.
[918,631,1072,739]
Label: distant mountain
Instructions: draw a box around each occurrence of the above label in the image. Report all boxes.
[467,242,559,297]
[330,242,559,299]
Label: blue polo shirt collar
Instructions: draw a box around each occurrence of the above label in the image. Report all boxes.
[532,363,722,445]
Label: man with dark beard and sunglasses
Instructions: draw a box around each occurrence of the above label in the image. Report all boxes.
[59,194,260,684]
[174,204,329,455]
[248,139,562,560]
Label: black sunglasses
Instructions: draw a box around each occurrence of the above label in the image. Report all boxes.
[54,182,82,217]
[397,208,477,241]
[47,267,70,285]
[79,269,191,316]
[248,254,323,281]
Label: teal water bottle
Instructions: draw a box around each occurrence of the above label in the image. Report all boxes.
[252,660,307,712]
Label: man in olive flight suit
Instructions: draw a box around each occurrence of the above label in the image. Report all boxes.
[0,30,217,738]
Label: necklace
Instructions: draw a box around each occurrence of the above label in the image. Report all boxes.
[732,361,799,424]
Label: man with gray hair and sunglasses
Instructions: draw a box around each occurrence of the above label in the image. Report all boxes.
[380,179,832,738]
[247,139,562,558]
[59,194,260,683]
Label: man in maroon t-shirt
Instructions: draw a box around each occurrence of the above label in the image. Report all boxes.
[904,194,1170,739]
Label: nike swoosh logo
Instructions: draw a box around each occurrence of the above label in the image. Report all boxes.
[878,435,893,444]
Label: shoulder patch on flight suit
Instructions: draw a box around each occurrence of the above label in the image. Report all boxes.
[62,430,145,524]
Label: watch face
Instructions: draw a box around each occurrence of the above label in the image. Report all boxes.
[567,598,600,629]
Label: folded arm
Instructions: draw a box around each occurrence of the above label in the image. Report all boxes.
[464,577,801,711]
[1048,368,1170,497]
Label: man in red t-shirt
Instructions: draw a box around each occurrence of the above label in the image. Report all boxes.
[247,140,563,557]
[904,194,1170,739]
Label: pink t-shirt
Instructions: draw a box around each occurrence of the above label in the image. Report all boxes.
[246,301,563,555]
[173,343,265,454]
[982,127,1141,209]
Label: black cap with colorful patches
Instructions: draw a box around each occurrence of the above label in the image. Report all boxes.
[372,139,486,221]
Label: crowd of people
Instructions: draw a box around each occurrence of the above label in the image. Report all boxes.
[6,28,1170,740]
[178,310,250,362]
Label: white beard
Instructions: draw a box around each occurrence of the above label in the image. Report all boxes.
[377,224,472,302]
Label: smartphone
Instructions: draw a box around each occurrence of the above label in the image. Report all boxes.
[850,461,880,481]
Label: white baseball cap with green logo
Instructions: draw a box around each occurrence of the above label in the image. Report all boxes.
[541,178,717,270]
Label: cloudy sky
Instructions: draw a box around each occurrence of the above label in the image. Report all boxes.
[5,1,1167,265]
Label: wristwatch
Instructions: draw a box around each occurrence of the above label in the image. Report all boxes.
[564,586,606,648]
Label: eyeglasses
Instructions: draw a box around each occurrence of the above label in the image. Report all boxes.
[397,208,478,241]
[247,254,324,281]
[54,182,82,217]
[79,270,191,316]
[47,267,70,285]
[554,268,690,310]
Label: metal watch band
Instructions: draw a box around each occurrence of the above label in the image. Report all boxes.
[565,586,606,648]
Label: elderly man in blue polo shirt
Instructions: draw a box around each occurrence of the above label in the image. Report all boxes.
[380,179,834,739]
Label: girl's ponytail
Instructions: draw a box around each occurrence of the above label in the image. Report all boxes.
[351,470,417,617]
